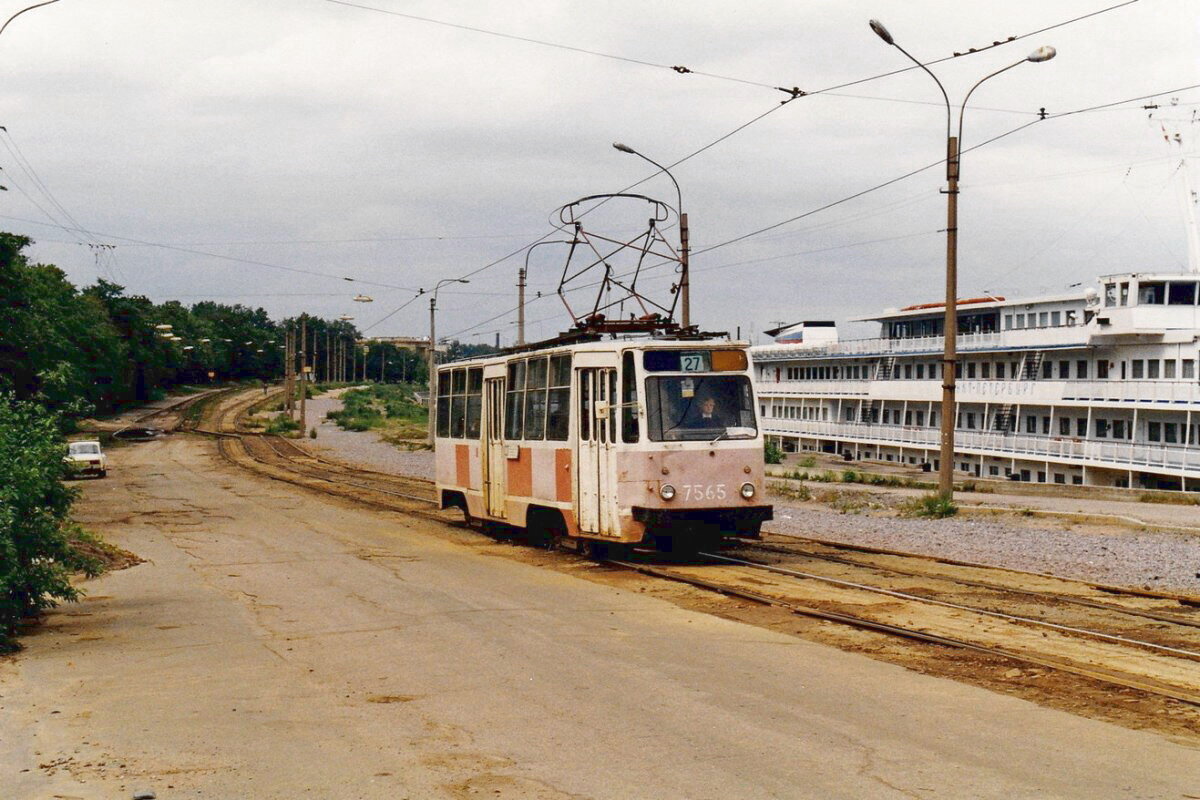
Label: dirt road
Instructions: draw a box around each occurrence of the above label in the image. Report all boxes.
[3,433,1199,798]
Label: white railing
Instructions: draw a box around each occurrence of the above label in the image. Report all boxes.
[763,419,1200,472]
[758,379,1200,408]
[752,326,1088,361]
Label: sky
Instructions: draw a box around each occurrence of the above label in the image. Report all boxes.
[3,0,1199,344]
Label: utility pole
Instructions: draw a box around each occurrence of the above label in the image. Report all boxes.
[679,211,690,328]
[428,296,436,444]
[311,325,318,388]
[299,316,307,434]
[517,266,526,346]
[284,328,294,416]
[380,344,386,383]
[325,330,330,383]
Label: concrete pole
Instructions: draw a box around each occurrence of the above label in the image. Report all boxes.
[679,211,690,329]
[517,266,526,346]
[427,296,436,445]
[299,316,307,434]
[938,136,959,500]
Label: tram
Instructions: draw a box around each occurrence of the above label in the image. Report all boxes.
[434,335,772,551]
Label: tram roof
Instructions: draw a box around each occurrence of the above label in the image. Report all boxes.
[439,332,745,368]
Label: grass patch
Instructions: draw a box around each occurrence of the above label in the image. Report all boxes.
[327,384,428,442]
[265,416,300,436]
[1138,491,1200,506]
[898,494,958,519]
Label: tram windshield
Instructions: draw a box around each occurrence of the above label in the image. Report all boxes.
[645,375,757,442]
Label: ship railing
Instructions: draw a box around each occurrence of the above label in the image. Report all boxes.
[1062,379,1200,405]
[763,419,1200,471]
[753,327,1089,361]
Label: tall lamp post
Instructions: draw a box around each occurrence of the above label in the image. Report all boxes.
[427,278,470,444]
[869,19,1055,500]
[612,143,690,329]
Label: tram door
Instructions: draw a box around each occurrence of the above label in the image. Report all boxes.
[482,378,506,518]
[577,368,617,536]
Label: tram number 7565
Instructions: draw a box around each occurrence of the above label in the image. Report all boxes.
[681,484,726,501]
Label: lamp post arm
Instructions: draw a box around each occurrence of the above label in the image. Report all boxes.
[957,59,1026,153]
[621,150,682,218]
[0,0,61,39]
[890,41,952,140]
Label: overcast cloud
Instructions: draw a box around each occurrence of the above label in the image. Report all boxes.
[3,0,1198,343]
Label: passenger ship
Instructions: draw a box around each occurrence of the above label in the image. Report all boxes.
[751,274,1200,491]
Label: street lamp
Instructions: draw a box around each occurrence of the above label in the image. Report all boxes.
[612,142,691,329]
[869,19,1055,500]
[427,277,470,444]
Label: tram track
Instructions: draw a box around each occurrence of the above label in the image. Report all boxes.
[202,387,1200,712]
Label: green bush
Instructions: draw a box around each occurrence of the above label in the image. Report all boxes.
[898,493,958,519]
[764,440,784,465]
[796,455,816,468]
[0,395,103,650]
[265,415,300,435]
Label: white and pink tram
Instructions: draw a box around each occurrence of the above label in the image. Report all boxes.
[434,336,772,551]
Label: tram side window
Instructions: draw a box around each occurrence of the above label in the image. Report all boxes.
[436,369,453,437]
[450,368,467,438]
[505,360,526,440]
[546,354,571,441]
[621,351,639,443]
[524,357,549,440]
[465,368,483,438]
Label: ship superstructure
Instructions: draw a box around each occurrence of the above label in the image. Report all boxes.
[752,276,1200,490]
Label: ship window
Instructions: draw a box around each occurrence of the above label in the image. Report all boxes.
[1066,310,1077,325]
[1112,420,1126,439]
[1004,315,1013,330]
[1184,360,1196,379]
[1165,360,1177,379]
[1139,282,1166,304]
[1051,311,1061,326]
[1148,421,1161,442]
[1015,313,1025,328]
[1038,312,1049,327]
[1096,419,1109,438]
[1131,360,1144,379]
[1104,284,1117,306]
[1169,282,1198,305]
[1119,283,1130,306]
[1098,360,1109,379]
[996,362,1005,379]
[1026,415,1037,434]
[1076,360,1088,379]
[1148,360,1160,380]
[1042,417,1051,435]
[916,364,925,379]
[966,412,976,429]
[1058,360,1069,379]
[981,362,991,379]
[1041,361,1053,379]
[1076,418,1087,437]
[966,362,976,379]
[1060,417,1071,436]
[1165,423,1178,444]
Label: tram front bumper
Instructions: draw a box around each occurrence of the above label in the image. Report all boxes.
[632,505,773,535]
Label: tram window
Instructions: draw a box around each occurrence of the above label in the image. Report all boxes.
[621,351,639,443]
[644,375,757,442]
[579,372,591,441]
[524,356,548,440]
[449,368,467,438]
[546,354,571,441]
[465,367,483,438]
[436,368,452,438]
[505,360,525,439]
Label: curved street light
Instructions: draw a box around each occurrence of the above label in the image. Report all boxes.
[869,19,1055,501]
[612,142,691,328]
[427,277,470,444]
[0,1,62,40]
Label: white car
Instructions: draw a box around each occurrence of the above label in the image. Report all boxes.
[66,441,108,478]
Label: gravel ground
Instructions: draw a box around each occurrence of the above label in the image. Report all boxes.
[767,494,1200,594]
[301,390,1200,594]
[304,390,433,479]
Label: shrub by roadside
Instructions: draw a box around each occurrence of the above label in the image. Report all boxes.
[0,395,115,651]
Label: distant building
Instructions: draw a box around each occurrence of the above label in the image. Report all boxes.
[368,336,444,357]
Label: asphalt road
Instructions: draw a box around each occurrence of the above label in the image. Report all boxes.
[2,434,1198,798]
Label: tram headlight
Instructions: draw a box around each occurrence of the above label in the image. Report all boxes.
[740,482,756,499]
[659,484,676,501]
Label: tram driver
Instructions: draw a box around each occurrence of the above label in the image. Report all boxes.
[683,393,728,429]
